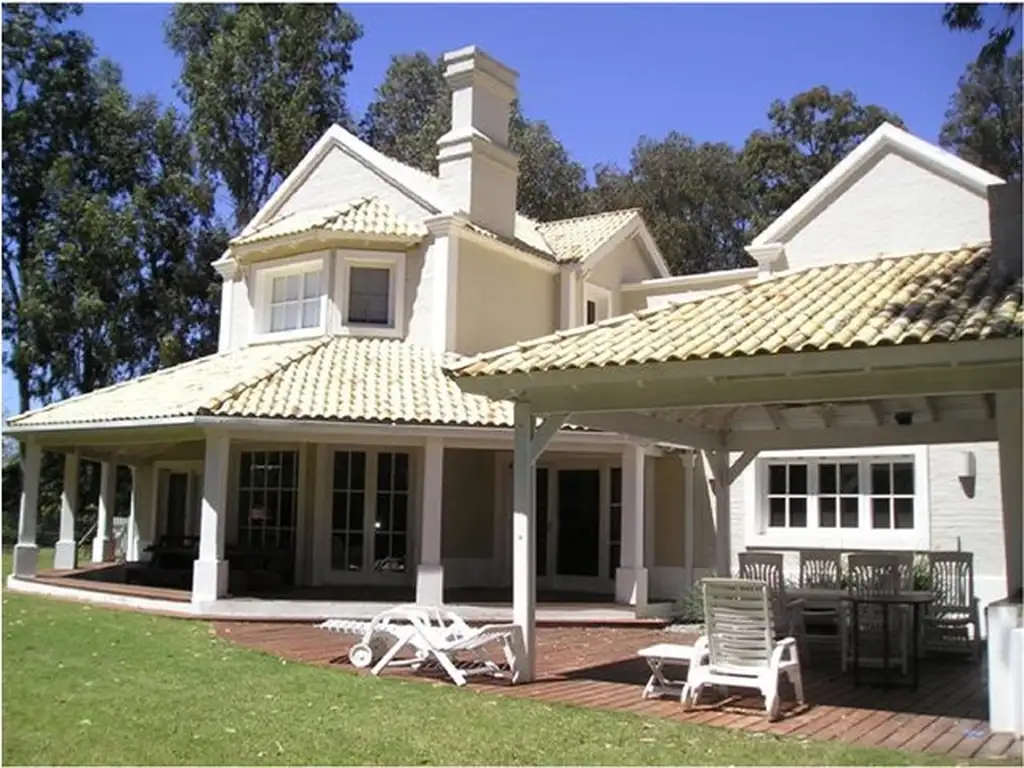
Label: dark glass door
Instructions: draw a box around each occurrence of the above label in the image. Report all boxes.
[536,468,549,577]
[556,469,600,577]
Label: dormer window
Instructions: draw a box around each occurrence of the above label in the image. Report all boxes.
[337,251,405,338]
[252,253,329,341]
[583,283,612,326]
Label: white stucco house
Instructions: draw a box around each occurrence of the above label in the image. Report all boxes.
[5,45,1021,636]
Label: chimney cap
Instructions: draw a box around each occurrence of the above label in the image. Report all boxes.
[442,45,518,92]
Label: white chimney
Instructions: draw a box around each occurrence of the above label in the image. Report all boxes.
[437,46,519,239]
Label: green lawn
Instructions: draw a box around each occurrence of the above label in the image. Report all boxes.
[2,554,960,766]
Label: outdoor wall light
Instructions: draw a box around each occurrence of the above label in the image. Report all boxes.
[958,450,977,481]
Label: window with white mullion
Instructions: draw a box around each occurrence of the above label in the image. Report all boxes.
[269,269,321,332]
[869,459,915,530]
[817,459,861,529]
[766,462,809,529]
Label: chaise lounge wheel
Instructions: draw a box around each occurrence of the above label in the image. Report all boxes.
[349,643,374,669]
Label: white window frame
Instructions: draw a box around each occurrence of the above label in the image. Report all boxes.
[744,446,930,551]
[335,250,405,338]
[250,252,329,342]
[583,282,613,326]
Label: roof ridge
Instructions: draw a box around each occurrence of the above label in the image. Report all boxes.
[537,208,641,229]
[199,336,333,415]
[6,348,244,425]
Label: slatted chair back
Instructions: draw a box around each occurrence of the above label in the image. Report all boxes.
[928,551,974,613]
[702,578,775,672]
[799,549,843,588]
[847,553,902,596]
[738,551,788,617]
[894,551,916,591]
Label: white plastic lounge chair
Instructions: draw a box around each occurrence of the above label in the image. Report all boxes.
[682,578,804,721]
[319,604,472,668]
[370,613,526,686]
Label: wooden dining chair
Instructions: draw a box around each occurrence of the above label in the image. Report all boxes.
[738,551,809,663]
[924,551,981,660]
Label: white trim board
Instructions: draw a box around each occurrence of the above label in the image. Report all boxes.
[750,122,1004,248]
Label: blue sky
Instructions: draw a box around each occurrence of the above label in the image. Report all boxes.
[0,3,993,417]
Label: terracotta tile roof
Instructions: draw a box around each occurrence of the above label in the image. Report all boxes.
[7,337,515,430]
[449,245,1023,378]
[535,209,642,264]
[231,197,427,247]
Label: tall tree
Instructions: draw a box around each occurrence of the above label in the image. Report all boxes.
[943,3,1022,64]
[940,52,1022,180]
[2,3,95,414]
[360,51,589,222]
[590,134,753,275]
[741,86,904,235]
[166,4,363,230]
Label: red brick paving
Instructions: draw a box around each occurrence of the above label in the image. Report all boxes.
[215,621,1022,763]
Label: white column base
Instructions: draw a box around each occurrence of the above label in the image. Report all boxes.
[615,566,649,607]
[54,539,78,570]
[987,600,1024,736]
[91,536,111,564]
[416,564,445,605]
[191,559,229,603]
[12,544,39,578]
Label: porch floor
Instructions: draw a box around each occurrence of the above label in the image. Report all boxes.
[30,565,666,624]
[216,622,1022,763]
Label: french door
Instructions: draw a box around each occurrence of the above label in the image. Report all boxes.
[327,449,413,583]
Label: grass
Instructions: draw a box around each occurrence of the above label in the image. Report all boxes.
[2,552,960,766]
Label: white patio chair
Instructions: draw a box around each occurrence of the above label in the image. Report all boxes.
[840,553,910,674]
[738,551,810,663]
[924,551,982,660]
[798,549,843,635]
[682,578,804,721]
[369,611,525,686]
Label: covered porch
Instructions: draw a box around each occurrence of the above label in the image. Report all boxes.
[446,216,1023,739]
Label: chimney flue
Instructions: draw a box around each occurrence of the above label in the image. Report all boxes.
[437,46,519,239]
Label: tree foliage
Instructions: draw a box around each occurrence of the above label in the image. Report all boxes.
[166,3,363,229]
[943,3,1022,64]
[590,134,754,275]
[359,51,589,222]
[741,86,905,236]
[940,51,1022,180]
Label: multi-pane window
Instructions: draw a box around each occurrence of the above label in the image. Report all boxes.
[269,269,321,332]
[330,451,366,572]
[347,266,392,326]
[819,462,860,528]
[767,463,808,528]
[237,451,299,550]
[374,452,410,572]
[608,467,622,579]
[870,461,915,529]
[760,456,918,536]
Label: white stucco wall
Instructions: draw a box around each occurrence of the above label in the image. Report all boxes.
[782,152,993,269]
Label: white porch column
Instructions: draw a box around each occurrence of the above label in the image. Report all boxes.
[126,465,156,562]
[615,444,648,608]
[192,435,230,603]
[682,452,696,593]
[512,401,537,681]
[91,461,116,563]
[996,390,1023,598]
[12,441,42,578]
[54,450,80,570]
[703,449,732,577]
[416,438,445,604]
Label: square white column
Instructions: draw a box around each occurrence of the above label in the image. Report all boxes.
[416,438,445,605]
[996,390,1023,598]
[512,401,537,682]
[92,461,116,563]
[54,450,80,570]
[615,444,649,608]
[192,435,230,603]
[12,441,42,578]
[126,465,156,562]
[706,450,732,577]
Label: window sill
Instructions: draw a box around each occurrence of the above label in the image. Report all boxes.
[337,324,403,340]
[249,327,326,345]
[749,528,928,552]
